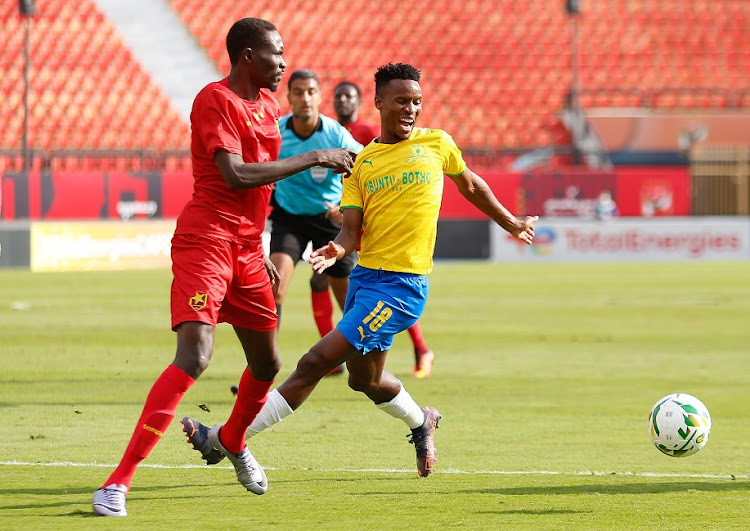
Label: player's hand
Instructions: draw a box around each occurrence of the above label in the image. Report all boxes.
[513,215,539,245]
[309,241,343,274]
[324,201,343,227]
[317,148,356,176]
[264,254,280,293]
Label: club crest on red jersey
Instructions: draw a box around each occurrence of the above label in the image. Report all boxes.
[189,291,208,311]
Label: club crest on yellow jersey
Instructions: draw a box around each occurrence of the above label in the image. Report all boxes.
[406,144,429,163]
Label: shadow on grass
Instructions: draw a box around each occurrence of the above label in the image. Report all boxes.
[0,483,211,511]
[1,474,364,513]
[351,479,749,498]
[460,480,750,496]
[4,479,747,514]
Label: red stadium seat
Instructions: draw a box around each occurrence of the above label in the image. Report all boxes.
[1,0,747,154]
[0,0,188,152]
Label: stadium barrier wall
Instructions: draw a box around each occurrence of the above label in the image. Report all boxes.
[0,170,193,221]
[1,167,691,222]
[3,217,748,271]
[490,217,750,262]
[3,165,742,269]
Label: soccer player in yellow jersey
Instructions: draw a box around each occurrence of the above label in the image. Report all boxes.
[184,62,537,480]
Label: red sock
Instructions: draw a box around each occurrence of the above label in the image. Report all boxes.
[408,321,429,355]
[311,289,334,337]
[104,364,194,490]
[220,368,274,454]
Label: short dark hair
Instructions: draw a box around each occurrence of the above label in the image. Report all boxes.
[334,81,361,99]
[374,63,421,96]
[226,18,277,66]
[288,69,319,90]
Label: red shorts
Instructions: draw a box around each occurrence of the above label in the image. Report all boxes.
[170,233,278,332]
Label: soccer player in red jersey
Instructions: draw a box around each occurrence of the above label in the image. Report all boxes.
[92,18,355,517]
[309,80,435,378]
[333,81,379,144]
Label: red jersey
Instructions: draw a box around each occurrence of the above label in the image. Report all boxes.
[175,78,282,243]
[344,118,379,146]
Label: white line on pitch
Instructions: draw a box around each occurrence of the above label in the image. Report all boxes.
[0,461,747,480]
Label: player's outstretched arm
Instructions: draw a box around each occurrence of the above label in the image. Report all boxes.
[215,148,357,190]
[310,208,363,274]
[449,168,539,245]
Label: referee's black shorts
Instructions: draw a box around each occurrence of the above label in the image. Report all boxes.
[269,203,357,278]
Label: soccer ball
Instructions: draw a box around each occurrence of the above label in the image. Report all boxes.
[648,393,711,457]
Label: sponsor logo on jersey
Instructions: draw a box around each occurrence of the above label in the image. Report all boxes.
[252,106,266,122]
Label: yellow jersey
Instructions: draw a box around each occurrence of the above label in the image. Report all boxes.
[341,127,466,274]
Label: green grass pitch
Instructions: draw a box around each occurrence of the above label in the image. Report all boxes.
[1,261,749,529]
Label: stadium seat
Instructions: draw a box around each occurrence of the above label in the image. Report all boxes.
[169,0,746,149]
[0,0,189,152]
[1,0,746,155]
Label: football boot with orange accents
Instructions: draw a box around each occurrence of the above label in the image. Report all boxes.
[182,416,224,465]
[407,406,441,477]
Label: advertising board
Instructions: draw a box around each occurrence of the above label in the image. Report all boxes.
[490,217,750,262]
[30,220,176,272]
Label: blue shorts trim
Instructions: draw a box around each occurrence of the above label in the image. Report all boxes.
[336,266,429,354]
